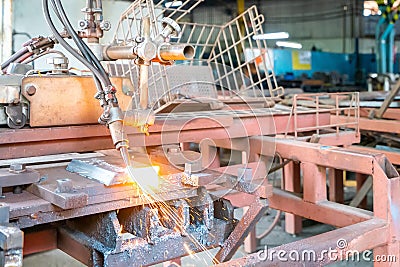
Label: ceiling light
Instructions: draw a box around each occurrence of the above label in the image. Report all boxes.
[276,41,302,49]
[165,1,183,8]
[253,32,289,40]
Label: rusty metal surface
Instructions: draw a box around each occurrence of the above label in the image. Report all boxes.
[59,219,229,267]
[333,115,400,134]
[21,76,133,127]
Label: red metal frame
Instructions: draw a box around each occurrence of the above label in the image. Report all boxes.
[213,137,400,266]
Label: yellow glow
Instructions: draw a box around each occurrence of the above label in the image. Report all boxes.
[126,165,160,189]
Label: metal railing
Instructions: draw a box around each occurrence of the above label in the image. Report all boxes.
[284,92,360,139]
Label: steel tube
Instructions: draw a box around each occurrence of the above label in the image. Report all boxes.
[104,46,136,60]
[139,17,151,110]
[158,44,195,61]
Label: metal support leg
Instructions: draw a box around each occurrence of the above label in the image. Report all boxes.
[284,162,302,234]
[328,169,344,204]
[302,162,327,203]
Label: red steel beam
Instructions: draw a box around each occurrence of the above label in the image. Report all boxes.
[332,115,400,134]
[269,188,373,227]
[251,137,379,175]
[0,112,329,160]
[349,145,400,165]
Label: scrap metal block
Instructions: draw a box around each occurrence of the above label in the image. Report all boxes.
[187,187,214,230]
[66,159,130,186]
[163,200,190,236]
[118,206,179,245]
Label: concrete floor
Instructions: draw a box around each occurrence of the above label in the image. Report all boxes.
[23,207,371,266]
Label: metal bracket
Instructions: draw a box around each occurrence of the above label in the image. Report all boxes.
[5,104,26,129]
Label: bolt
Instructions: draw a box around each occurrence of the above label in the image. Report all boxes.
[100,20,111,31]
[9,163,26,173]
[25,85,37,96]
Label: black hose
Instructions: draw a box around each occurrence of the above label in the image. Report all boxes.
[42,0,108,90]
[1,47,29,70]
[52,0,110,85]
[49,0,63,22]
[50,0,103,91]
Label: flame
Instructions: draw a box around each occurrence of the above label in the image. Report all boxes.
[125,165,161,190]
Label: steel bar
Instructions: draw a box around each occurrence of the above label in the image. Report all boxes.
[214,199,268,263]
[370,78,400,119]
[328,169,344,204]
[349,145,400,165]
[269,188,372,227]
[332,115,400,134]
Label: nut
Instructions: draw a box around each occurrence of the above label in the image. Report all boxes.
[56,178,73,193]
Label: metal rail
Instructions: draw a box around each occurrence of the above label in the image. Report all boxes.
[285,92,360,138]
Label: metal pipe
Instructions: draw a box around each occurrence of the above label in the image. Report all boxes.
[376,15,387,73]
[158,44,195,61]
[388,27,395,73]
[380,23,394,74]
[104,46,136,60]
[139,64,149,110]
[139,17,151,110]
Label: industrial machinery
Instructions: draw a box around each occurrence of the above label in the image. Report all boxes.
[368,0,400,91]
[0,1,398,267]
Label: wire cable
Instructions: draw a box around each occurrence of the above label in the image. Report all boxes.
[42,0,108,91]
[1,47,29,70]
